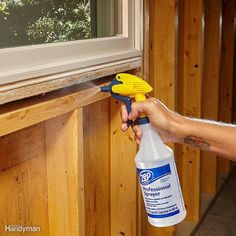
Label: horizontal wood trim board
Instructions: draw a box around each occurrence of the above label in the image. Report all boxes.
[0,58,141,105]
[0,80,111,137]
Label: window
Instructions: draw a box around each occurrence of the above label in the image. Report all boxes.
[0,0,142,86]
[0,0,121,48]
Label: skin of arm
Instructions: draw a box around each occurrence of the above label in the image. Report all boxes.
[121,98,236,160]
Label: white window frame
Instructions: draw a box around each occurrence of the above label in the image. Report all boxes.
[0,0,142,86]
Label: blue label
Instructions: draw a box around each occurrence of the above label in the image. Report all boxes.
[148,210,180,218]
[137,162,185,221]
[137,164,171,185]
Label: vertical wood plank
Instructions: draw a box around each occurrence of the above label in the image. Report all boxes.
[142,0,150,82]
[45,112,79,236]
[149,0,177,110]
[0,124,45,171]
[110,99,137,236]
[218,0,235,174]
[234,27,236,123]
[145,0,177,235]
[0,123,49,236]
[83,99,110,236]
[177,0,203,222]
[201,0,221,194]
[77,109,86,236]
[139,1,150,229]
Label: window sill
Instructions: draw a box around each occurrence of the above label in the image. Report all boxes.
[0,51,141,105]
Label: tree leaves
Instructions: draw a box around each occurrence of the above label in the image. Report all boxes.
[0,0,91,47]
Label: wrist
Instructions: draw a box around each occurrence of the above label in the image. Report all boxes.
[169,112,191,143]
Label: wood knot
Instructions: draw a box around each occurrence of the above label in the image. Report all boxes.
[112,129,118,135]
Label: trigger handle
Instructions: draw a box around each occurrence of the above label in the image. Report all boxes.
[111,93,132,127]
[126,99,132,127]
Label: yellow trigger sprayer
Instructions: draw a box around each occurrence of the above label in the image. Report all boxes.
[100,73,186,227]
[100,73,153,126]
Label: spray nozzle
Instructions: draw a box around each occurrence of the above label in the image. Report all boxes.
[100,73,153,127]
[100,85,110,93]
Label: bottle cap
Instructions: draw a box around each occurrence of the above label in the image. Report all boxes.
[138,117,150,125]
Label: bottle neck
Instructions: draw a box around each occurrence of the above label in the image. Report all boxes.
[139,123,164,144]
[139,123,172,159]
[138,117,150,125]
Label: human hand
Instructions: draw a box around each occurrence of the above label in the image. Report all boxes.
[120,98,182,144]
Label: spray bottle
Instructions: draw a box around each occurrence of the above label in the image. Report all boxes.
[101,73,186,227]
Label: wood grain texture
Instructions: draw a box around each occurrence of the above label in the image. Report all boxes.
[0,123,44,171]
[201,0,221,194]
[110,99,137,236]
[0,123,49,236]
[233,26,236,123]
[149,0,176,109]
[177,0,203,222]
[0,59,141,105]
[0,81,110,138]
[142,0,150,82]
[144,0,177,235]
[218,0,235,174]
[45,112,80,236]
[77,109,86,236]
[83,99,110,236]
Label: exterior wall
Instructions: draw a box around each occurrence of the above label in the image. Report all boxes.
[0,0,235,235]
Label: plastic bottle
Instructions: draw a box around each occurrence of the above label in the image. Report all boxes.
[100,73,186,226]
[136,122,186,227]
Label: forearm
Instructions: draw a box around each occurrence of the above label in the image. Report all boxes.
[171,114,236,160]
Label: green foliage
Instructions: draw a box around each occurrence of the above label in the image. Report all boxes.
[0,0,91,48]
[0,1,8,14]
[27,1,90,43]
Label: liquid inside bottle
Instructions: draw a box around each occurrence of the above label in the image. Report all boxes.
[135,123,186,227]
